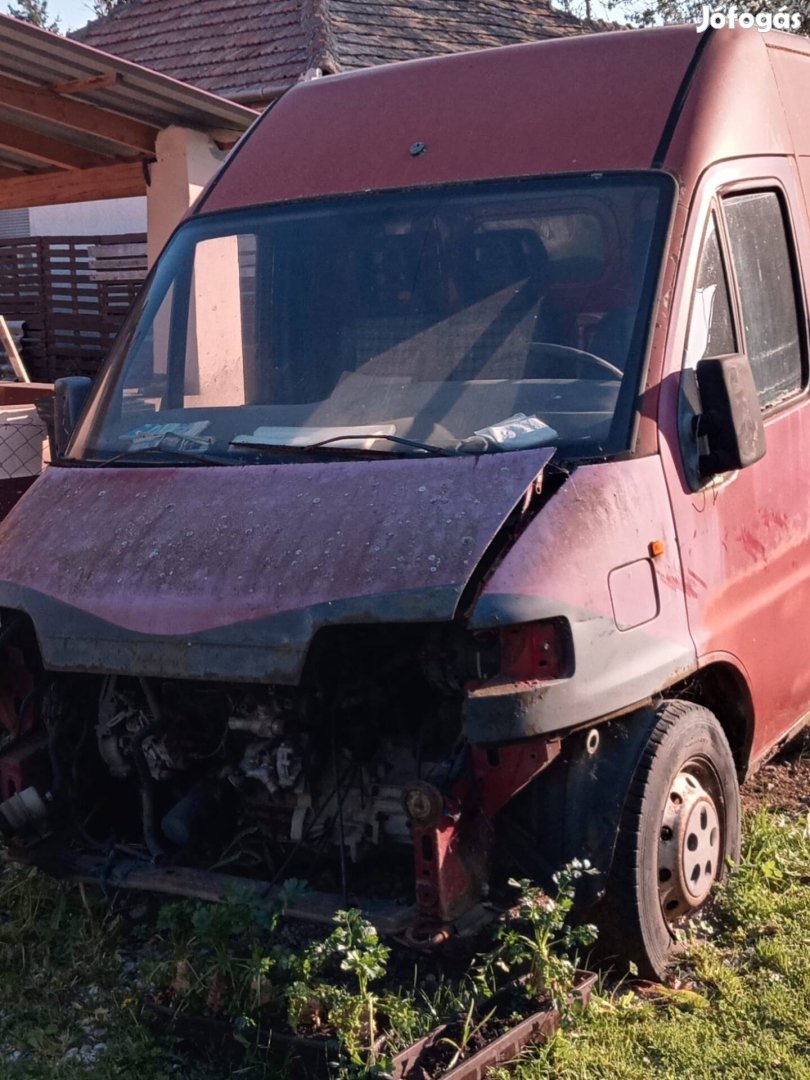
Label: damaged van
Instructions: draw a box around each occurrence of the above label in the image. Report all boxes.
[2,24,810,977]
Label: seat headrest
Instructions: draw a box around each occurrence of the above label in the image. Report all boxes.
[359,232,441,317]
[462,228,549,302]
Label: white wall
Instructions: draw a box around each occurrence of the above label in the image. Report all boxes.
[28,196,146,237]
[147,127,225,265]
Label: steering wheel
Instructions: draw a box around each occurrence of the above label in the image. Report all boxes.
[527,342,623,380]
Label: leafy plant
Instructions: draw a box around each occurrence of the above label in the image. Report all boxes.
[487,860,598,1013]
[90,0,128,17]
[6,0,59,31]
[320,908,390,997]
[150,881,308,1021]
[304,908,391,1067]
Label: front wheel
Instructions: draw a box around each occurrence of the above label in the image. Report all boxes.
[599,700,741,979]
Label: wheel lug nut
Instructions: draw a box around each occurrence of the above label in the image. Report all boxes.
[660,826,673,841]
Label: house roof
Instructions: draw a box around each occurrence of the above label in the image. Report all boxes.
[74,0,603,104]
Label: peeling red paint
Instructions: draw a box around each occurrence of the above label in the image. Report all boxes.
[739,527,768,563]
[0,450,552,637]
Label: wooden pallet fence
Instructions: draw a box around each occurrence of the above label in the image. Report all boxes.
[0,233,147,383]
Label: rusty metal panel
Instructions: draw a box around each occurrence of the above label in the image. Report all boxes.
[655,150,810,766]
[28,850,415,933]
[0,448,553,647]
[767,39,810,156]
[663,30,791,188]
[466,457,696,740]
[201,28,700,214]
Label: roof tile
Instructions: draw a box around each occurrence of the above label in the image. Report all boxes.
[74,0,604,100]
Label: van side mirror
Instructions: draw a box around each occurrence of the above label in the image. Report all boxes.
[695,356,766,478]
[53,376,92,459]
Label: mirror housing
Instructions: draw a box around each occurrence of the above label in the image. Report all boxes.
[695,356,766,478]
[52,376,92,459]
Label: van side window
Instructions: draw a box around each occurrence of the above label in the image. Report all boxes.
[723,191,803,409]
[685,214,736,366]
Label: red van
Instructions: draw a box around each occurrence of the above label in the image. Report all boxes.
[1,24,809,977]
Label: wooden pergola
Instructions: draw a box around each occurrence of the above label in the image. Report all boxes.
[0,14,257,216]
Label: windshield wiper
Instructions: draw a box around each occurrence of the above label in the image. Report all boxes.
[83,444,231,468]
[229,434,458,457]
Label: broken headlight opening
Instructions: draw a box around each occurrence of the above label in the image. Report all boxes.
[468,619,575,686]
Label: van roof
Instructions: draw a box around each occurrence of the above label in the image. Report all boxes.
[199,26,805,215]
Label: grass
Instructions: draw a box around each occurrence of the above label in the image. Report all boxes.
[507,808,810,1080]
[0,868,233,1078]
[1,807,809,1077]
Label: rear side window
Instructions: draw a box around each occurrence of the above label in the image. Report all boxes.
[723,192,803,409]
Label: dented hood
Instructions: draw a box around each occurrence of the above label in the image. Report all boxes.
[0,450,553,682]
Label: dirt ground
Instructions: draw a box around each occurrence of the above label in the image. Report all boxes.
[742,726,810,814]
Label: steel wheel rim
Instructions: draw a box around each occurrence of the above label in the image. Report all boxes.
[658,759,723,923]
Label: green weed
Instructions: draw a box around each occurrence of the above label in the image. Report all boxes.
[508,810,810,1080]
[3,809,809,1079]
[483,861,599,1012]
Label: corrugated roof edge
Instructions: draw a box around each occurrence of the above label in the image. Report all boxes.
[3,12,258,130]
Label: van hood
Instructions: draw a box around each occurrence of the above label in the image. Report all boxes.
[0,450,553,682]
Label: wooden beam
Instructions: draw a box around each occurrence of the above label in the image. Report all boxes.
[52,72,121,96]
[0,120,113,171]
[0,161,145,210]
[0,383,54,406]
[0,74,157,156]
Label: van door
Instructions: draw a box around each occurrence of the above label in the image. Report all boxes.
[659,158,810,763]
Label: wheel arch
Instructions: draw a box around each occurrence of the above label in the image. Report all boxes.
[668,657,755,777]
[496,680,749,910]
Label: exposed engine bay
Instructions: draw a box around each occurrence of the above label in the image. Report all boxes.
[0,624,497,914]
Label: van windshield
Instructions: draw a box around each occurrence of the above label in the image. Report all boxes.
[68,174,673,464]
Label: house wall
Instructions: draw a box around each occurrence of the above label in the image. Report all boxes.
[28,197,146,237]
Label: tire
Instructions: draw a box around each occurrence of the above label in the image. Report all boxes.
[598,699,740,979]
